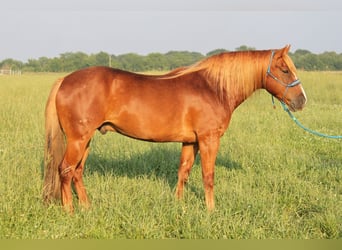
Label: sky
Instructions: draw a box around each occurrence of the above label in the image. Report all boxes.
[0,0,342,62]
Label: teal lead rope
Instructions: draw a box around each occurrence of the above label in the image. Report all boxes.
[272,96,342,139]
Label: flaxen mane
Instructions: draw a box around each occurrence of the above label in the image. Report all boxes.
[160,50,271,101]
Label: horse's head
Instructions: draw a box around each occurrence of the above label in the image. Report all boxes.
[264,45,307,111]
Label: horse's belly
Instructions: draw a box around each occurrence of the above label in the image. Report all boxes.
[100,118,197,143]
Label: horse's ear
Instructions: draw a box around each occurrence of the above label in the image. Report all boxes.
[282,44,291,55]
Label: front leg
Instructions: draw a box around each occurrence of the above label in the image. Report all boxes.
[198,132,220,211]
[175,142,199,199]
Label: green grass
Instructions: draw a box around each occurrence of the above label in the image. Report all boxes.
[0,71,341,239]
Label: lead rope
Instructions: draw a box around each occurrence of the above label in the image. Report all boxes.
[272,96,342,139]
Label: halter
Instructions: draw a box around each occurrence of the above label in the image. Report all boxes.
[266,51,341,139]
[266,50,301,102]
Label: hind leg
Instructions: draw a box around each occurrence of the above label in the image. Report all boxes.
[59,138,90,212]
[73,143,91,208]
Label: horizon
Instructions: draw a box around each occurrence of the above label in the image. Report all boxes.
[1,1,341,61]
[1,46,341,64]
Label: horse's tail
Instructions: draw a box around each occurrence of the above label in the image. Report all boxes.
[43,78,65,204]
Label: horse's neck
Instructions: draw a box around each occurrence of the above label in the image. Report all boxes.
[212,67,264,112]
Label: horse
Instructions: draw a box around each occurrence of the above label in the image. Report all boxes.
[43,45,307,212]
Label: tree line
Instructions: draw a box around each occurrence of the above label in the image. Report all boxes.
[1,45,342,73]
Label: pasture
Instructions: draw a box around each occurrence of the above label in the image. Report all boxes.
[0,71,341,239]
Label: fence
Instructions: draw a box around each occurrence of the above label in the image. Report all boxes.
[0,69,22,75]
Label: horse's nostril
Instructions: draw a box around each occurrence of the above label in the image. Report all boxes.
[293,95,307,111]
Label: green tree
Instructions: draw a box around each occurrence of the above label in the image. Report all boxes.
[235,45,256,51]
[320,52,342,70]
[0,58,23,71]
[303,54,324,71]
[294,49,312,55]
[24,59,40,72]
[48,57,62,72]
[94,51,110,66]
[165,51,204,69]
[206,49,228,57]
[2,47,342,73]
[117,53,146,71]
[145,53,167,71]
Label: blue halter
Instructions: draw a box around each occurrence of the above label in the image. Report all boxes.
[266,50,302,103]
[268,51,342,139]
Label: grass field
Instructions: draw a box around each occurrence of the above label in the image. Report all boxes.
[0,71,341,239]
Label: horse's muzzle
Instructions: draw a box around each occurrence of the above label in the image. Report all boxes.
[289,93,307,112]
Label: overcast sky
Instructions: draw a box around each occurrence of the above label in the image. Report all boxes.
[1,0,341,61]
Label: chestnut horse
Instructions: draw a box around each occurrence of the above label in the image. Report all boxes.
[43,45,307,212]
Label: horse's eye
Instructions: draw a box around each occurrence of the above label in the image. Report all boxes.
[282,69,289,74]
